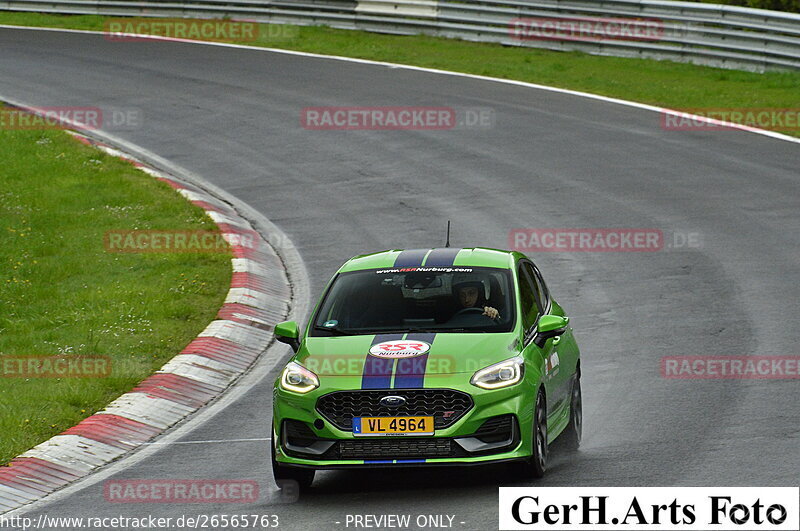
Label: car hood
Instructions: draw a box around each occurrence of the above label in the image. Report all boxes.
[296,332,520,376]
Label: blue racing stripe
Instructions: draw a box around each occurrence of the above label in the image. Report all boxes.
[393,249,430,268]
[423,247,461,266]
[364,460,394,464]
[362,333,404,389]
[393,333,436,389]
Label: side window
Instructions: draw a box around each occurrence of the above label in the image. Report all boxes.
[517,263,542,331]
[524,262,548,314]
[533,265,550,310]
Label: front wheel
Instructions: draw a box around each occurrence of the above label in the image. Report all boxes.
[271,429,315,489]
[517,390,548,479]
[561,377,582,451]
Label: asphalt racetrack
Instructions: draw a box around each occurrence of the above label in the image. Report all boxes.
[1,26,798,530]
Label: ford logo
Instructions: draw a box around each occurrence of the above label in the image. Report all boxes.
[379,395,406,408]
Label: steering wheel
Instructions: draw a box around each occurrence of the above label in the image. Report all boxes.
[454,307,486,317]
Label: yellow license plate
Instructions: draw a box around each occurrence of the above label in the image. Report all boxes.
[353,416,434,436]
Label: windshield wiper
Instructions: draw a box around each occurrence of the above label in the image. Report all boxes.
[426,328,490,333]
[314,326,491,336]
[368,328,440,334]
[363,327,490,334]
[313,325,355,336]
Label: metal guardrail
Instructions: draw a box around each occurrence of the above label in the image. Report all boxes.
[2,0,799,71]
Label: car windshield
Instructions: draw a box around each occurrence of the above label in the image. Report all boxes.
[311,266,515,335]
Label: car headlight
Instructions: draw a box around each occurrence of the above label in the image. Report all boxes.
[280,361,319,394]
[470,356,525,390]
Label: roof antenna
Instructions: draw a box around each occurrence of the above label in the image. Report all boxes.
[445,220,451,248]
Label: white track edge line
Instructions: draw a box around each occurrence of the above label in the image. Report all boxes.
[0,23,799,145]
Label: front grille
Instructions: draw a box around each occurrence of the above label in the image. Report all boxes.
[337,438,457,459]
[316,389,474,431]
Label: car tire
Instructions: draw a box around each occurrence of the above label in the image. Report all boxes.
[561,376,582,451]
[517,389,547,479]
[271,430,315,490]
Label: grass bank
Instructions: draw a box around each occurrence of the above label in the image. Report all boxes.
[0,122,231,465]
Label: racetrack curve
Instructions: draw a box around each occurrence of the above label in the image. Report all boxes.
[1,27,798,530]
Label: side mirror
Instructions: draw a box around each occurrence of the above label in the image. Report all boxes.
[275,321,301,352]
[533,315,569,348]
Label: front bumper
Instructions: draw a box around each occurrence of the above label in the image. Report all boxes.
[272,379,536,469]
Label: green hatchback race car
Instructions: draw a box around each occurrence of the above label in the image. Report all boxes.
[271,247,582,487]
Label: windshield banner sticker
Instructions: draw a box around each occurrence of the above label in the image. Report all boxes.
[375,267,473,274]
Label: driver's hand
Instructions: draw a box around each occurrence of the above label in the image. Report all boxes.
[483,306,499,320]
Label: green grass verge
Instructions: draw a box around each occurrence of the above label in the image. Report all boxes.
[0,12,799,137]
[0,124,231,465]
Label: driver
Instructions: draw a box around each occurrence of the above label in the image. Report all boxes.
[453,281,500,320]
